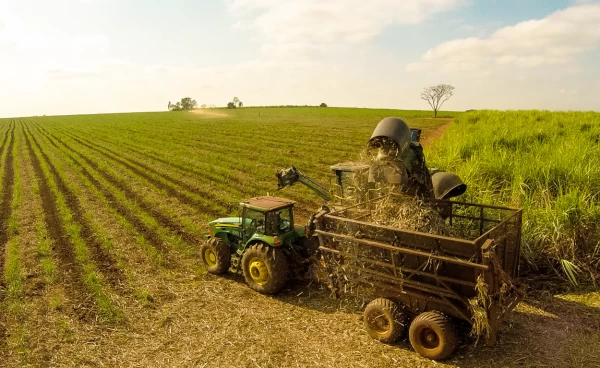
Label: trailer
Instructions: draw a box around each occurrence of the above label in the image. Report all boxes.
[311,195,526,360]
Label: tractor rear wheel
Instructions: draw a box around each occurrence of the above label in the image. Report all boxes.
[409,311,458,360]
[363,298,408,343]
[242,243,289,295]
[200,238,231,275]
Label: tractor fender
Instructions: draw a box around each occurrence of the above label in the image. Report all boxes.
[241,240,292,265]
[243,240,297,264]
[240,240,272,254]
[213,232,233,245]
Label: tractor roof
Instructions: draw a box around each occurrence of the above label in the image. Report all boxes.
[241,196,296,211]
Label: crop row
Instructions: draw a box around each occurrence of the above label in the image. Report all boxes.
[32,122,197,261]
[0,117,223,335]
[0,120,17,355]
[40,118,351,214]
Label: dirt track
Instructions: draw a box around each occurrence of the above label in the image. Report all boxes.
[420,118,453,147]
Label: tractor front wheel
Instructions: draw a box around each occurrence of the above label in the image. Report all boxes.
[409,311,458,360]
[363,298,408,343]
[200,238,231,275]
[242,243,289,295]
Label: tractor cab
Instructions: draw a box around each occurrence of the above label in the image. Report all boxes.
[239,196,297,243]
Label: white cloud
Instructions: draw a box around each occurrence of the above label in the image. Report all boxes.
[0,1,124,80]
[407,4,600,73]
[259,42,327,58]
[0,38,15,51]
[559,88,579,95]
[47,59,134,79]
[70,34,111,54]
[144,64,174,74]
[0,1,19,48]
[226,0,463,58]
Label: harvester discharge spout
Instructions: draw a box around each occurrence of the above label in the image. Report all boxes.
[367,117,434,198]
[366,117,466,200]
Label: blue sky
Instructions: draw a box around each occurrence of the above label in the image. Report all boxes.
[1,0,599,116]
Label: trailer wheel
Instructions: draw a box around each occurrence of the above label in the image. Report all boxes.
[242,243,289,295]
[363,298,408,343]
[409,311,458,360]
[200,238,231,275]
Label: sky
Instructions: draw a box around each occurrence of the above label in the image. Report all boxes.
[1,0,599,117]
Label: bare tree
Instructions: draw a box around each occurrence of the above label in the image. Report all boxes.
[420,84,455,117]
[233,97,240,107]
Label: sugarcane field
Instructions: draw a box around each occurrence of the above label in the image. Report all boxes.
[0,108,598,367]
[2,1,600,367]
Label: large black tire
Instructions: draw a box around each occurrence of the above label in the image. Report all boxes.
[241,243,289,295]
[363,298,408,343]
[409,311,458,360]
[200,238,231,275]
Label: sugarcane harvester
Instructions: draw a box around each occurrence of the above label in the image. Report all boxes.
[276,117,467,204]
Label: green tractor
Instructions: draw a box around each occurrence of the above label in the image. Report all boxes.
[201,196,317,295]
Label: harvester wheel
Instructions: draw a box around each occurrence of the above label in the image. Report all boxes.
[200,238,231,275]
[242,243,289,295]
[409,311,458,360]
[363,298,407,343]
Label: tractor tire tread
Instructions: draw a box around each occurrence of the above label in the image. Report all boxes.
[201,238,231,275]
[242,243,289,295]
